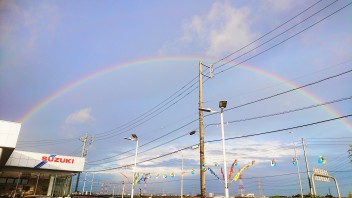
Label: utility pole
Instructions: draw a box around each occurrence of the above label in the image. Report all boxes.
[112,185,115,198]
[82,172,88,194]
[289,132,303,198]
[257,178,263,198]
[122,181,125,198]
[198,60,213,198]
[90,173,94,195]
[302,138,313,196]
[75,132,94,193]
[348,145,352,163]
[181,153,184,198]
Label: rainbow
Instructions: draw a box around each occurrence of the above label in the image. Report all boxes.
[18,57,352,130]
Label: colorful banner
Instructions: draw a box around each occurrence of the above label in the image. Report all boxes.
[207,167,222,182]
[220,167,225,181]
[133,172,139,184]
[233,160,255,181]
[228,160,237,179]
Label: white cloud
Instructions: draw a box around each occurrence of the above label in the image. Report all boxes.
[96,139,292,176]
[0,1,61,61]
[65,108,95,124]
[162,2,256,57]
[262,0,298,12]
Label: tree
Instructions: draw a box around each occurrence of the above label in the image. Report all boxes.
[348,191,352,198]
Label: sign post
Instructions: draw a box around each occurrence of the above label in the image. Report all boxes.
[311,168,341,198]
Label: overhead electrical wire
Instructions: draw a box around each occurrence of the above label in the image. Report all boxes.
[85,114,351,172]
[82,0,348,140]
[224,69,352,112]
[86,94,351,165]
[212,0,341,71]
[211,0,324,65]
[209,95,352,126]
[18,1,350,147]
[92,0,352,142]
[86,69,351,164]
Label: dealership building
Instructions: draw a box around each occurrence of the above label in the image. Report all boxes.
[0,120,85,197]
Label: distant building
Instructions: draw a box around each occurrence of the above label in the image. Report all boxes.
[239,193,255,198]
[0,120,85,197]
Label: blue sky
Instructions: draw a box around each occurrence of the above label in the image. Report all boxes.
[1,0,352,196]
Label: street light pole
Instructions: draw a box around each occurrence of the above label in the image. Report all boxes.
[289,132,303,198]
[124,134,138,198]
[302,138,313,196]
[181,152,184,198]
[219,102,229,198]
[200,101,228,198]
[132,139,138,198]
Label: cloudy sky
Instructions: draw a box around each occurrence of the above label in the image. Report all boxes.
[1,0,351,196]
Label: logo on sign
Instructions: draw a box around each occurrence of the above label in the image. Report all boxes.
[42,156,75,164]
[34,154,75,168]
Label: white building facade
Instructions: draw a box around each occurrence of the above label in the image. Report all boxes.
[0,120,85,197]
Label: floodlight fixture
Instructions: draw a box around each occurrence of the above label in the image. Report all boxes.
[189,130,196,135]
[199,108,217,113]
[219,100,227,109]
[192,144,199,150]
[124,134,138,141]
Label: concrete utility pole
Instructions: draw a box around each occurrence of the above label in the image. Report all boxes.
[198,60,213,198]
[289,132,303,198]
[199,61,213,198]
[302,138,313,196]
[199,60,205,198]
[348,145,352,163]
[181,153,184,198]
[75,132,94,193]
[82,172,88,194]
[90,173,94,195]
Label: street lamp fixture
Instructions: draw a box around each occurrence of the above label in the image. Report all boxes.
[219,100,227,108]
[198,108,215,113]
[124,134,138,198]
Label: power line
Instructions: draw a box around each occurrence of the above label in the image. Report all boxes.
[85,114,351,172]
[17,2,351,147]
[211,0,324,66]
[208,114,351,143]
[86,70,351,164]
[209,95,352,126]
[213,1,352,74]
[84,1,352,142]
[225,69,352,111]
